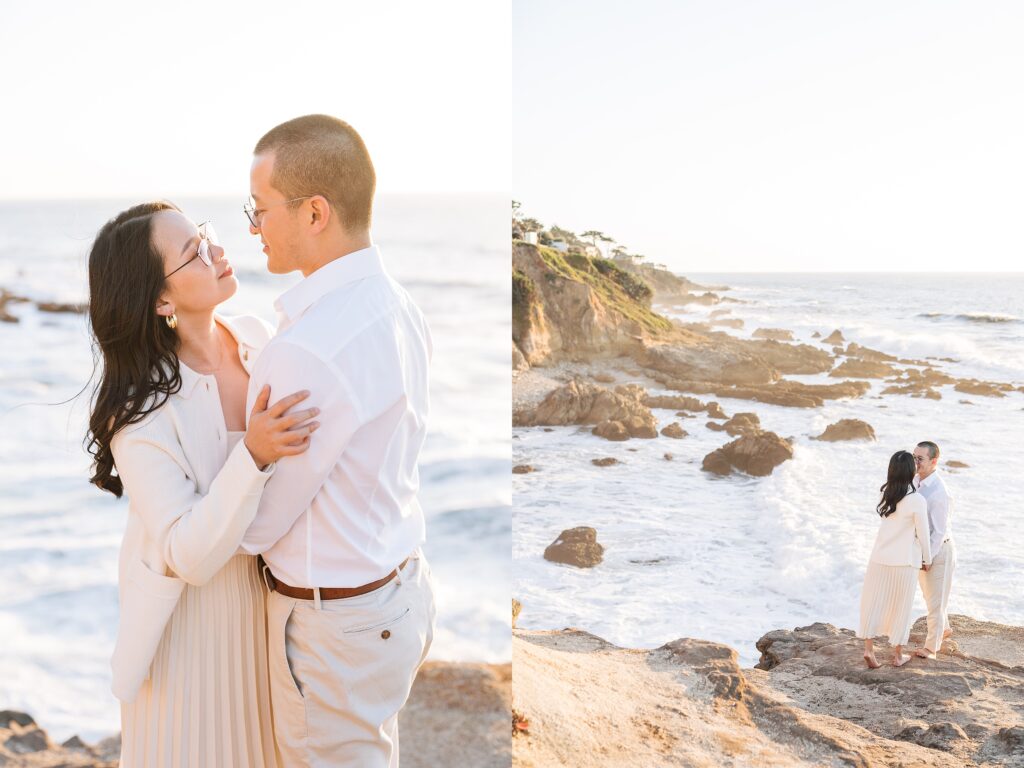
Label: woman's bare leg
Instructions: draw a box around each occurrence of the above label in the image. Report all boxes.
[863,639,880,669]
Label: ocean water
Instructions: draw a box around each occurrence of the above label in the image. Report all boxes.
[0,194,510,741]
[513,272,1024,668]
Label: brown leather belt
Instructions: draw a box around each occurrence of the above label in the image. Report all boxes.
[258,556,410,601]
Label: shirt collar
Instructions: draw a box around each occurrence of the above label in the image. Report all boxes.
[274,245,385,326]
[918,471,939,489]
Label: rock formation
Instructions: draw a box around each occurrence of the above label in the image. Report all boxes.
[812,419,877,442]
[543,527,605,568]
[702,431,794,477]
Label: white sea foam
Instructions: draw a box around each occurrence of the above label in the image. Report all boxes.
[514,272,1024,671]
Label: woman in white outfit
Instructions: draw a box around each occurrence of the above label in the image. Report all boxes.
[85,202,320,766]
[858,450,933,668]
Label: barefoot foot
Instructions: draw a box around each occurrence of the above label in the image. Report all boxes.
[914,648,936,659]
[863,652,881,669]
[892,652,911,667]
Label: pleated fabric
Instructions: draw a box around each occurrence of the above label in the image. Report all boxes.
[120,433,278,767]
[858,562,917,646]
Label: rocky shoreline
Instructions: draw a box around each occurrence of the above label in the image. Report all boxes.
[0,661,512,767]
[513,610,1024,767]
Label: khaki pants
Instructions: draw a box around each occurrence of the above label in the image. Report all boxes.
[918,539,956,653]
[266,551,436,767]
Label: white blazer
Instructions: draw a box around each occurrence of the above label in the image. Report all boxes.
[868,488,933,568]
[109,314,275,703]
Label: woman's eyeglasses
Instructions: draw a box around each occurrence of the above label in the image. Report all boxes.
[165,222,217,279]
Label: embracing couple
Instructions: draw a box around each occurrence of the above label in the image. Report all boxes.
[85,115,436,766]
[858,441,956,668]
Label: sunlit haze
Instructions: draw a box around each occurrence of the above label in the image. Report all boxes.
[513,0,1024,271]
[0,0,507,200]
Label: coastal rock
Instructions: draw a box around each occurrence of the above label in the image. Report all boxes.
[711,317,744,329]
[822,329,845,344]
[703,431,793,477]
[881,382,942,399]
[640,340,780,387]
[660,422,686,439]
[811,331,821,338]
[753,615,1024,767]
[593,373,616,384]
[519,379,657,439]
[591,457,621,466]
[643,393,705,412]
[4,727,50,755]
[543,527,604,568]
[812,419,876,442]
[709,308,731,318]
[0,714,34,730]
[753,327,794,341]
[645,369,871,409]
[701,449,733,476]
[513,626,967,768]
[829,359,897,379]
[513,464,535,474]
[750,340,834,375]
[592,420,629,441]
[512,599,521,629]
[706,401,727,419]
[843,342,898,362]
[36,301,87,314]
[946,460,969,469]
[512,343,529,372]
[707,412,760,437]
[955,379,1009,398]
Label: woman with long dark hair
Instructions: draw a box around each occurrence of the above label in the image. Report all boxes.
[87,201,318,766]
[857,450,933,668]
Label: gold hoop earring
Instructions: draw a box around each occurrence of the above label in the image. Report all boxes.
[165,314,178,330]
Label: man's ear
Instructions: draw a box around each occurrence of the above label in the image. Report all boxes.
[308,195,332,234]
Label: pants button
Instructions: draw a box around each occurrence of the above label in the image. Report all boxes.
[381,630,391,640]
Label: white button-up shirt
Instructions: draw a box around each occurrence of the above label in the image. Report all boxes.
[916,471,953,556]
[241,246,431,588]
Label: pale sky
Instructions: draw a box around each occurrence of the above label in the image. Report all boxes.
[513,0,1024,272]
[0,0,507,200]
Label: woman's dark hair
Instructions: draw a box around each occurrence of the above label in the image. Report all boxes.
[85,201,183,496]
[877,450,917,517]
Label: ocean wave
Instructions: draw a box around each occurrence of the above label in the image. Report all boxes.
[919,311,1021,324]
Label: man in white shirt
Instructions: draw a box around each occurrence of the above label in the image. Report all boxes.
[241,115,436,767]
[912,440,956,659]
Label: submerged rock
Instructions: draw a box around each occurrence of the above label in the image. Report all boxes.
[543,527,604,568]
[660,422,687,439]
[703,431,793,477]
[812,419,876,442]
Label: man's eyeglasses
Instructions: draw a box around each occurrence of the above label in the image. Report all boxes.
[913,455,929,464]
[165,222,217,279]
[243,196,313,228]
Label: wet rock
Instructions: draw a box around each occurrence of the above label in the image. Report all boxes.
[643,394,705,412]
[36,300,87,314]
[955,379,1009,397]
[753,328,794,341]
[881,383,942,399]
[703,431,793,477]
[750,340,834,375]
[520,378,658,439]
[663,453,674,461]
[593,420,629,441]
[660,422,687,439]
[707,412,760,437]
[4,727,50,754]
[812,419,876,442]
[706,401,727,419]
[593,373,616,384]
[543,527,604,568]
[0,712,34,729]
[711,317,744,329]
[830,359,897,379]
[513,464,535,474]
[822,329,845,344]
[591,457,621,467]
[946,460,969,469]
[843,342,898,362]
[811,331,821,338]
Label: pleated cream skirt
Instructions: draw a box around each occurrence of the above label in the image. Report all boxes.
[120,553,278,767]
[858,562,917,646]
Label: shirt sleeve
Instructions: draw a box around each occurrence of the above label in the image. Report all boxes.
[927,489,950,555]
[111,420,275,585]
[239,341,364,555]
[913,495,933,566]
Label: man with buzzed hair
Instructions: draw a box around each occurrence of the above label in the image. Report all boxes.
[912,440,956,659]
[241,114,436,766]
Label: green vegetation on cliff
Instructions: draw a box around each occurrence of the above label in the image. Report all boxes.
[535,246,672,334]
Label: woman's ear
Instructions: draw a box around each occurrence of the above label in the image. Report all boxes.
[155,298,174,317]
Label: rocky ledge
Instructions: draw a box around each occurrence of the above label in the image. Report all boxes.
[1,661,512,768]
[512,613,1023,767]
